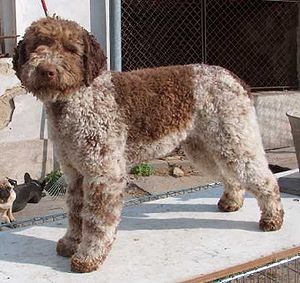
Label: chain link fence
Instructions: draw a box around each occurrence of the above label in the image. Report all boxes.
[121,0,299,89]
[220,255,300,283]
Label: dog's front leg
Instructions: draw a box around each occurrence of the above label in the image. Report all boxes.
[57,167,84,257]
[71,172,125,273]
[1,212,10,223]
[7,207,15,222]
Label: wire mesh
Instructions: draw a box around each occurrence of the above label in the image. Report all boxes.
[206,0,298,89]
[220,255,300,283]
[121,0,204,71]
[121,0,299,89]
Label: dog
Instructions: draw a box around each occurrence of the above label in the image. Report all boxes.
[0,179,16,223]
[13,17,284,273]
[8,173,45,213]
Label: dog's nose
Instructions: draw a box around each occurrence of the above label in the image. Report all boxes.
[36,63,57,80]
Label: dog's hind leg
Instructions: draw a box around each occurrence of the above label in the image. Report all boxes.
[183,137,244,212]
[217,179,245,212]
[182,136,220,178]
[56,167,83,257]
[201,107,284,231]
[216,154,284,231]
[71,158,126,273]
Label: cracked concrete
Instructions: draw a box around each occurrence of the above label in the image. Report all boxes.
[0,85,25,130]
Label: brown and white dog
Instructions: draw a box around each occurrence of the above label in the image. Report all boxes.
[0,179,16,223]
[13,18,284,273]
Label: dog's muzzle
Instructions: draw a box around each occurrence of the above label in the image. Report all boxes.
[36,63,57,81]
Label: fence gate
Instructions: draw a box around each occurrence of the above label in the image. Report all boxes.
[121,0,299,90]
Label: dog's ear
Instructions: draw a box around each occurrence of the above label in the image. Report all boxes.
[12,39,28,80]
[24,173,32,184]
[83,31,106,86]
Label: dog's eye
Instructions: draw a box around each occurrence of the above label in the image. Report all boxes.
[63,44,79,54]
[33,37,54,49]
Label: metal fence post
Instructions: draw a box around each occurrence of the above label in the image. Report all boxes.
[110,0,122,71]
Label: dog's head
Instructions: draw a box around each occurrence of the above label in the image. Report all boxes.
[0,180,16,205]
[13,17,106,101]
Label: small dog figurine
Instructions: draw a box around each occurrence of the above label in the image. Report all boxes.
[0,179,16,223]
[9,173,45,212]
[13,17,284,273]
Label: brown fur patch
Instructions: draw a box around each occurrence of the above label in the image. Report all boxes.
[87,182,123,225]
[82,31,106,86]
[112,65,196,143]
[12,40,28,80]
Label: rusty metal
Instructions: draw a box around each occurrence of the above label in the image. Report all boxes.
[0,35,18,39]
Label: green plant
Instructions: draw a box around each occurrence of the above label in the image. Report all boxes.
[130,163,154,177]
[43,170,63,188]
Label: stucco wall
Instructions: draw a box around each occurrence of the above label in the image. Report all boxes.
[0,58,49,181]
[254,91,300,150]
[14,0,108,50]
[15,0,91,36]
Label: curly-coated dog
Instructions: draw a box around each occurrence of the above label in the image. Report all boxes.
[13,18,284,273]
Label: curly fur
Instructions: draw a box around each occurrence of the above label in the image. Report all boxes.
[13,18,284,273]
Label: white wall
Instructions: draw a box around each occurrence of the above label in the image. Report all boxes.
[15,0,91,37]
[14,0,109,55]
[1,0,109,56]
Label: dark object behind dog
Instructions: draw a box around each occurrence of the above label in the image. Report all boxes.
[8,173,45,212]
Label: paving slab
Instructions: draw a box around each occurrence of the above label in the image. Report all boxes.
[0,185,299,283]
[279,171,300,196]
[132,175,218,194]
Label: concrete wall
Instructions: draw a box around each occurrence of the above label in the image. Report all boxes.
[14,0,108,52]
[15,0,90,36]
[254,91,300,150]
[1,0,107,55]
[0,58,50,182]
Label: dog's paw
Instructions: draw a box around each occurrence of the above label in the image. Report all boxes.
[71,254,105,273]
[259,210,284,232]
[1,216,11,224]
[56,238,78,257]
[218,198,242,212]
[9,216,15,222]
